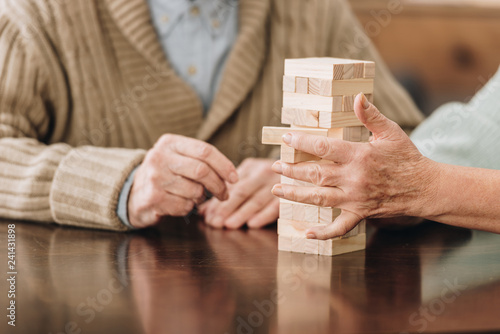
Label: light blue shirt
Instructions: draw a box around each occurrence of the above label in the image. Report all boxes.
[148,0,239,111]
[411,67,500,170]
[117,0,239,228]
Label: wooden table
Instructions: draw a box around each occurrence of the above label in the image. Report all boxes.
[1,217,500,334]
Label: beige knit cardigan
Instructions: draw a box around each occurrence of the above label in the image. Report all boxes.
[0,0,423,231]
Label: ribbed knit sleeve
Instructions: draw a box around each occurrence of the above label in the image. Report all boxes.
[329,0,424,129]
[0,10,145,231]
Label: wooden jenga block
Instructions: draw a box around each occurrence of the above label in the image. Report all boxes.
[353,63,364,78]
[281,175,315,187]
[318,111,363,128]
[281,175,294,185]
[358,220,366,234]
[343,127,362,142]
[366,93,374,103]
[283,92,343,112]
[283,75,296,92]
[340,63,354,80]
[281,108,319,127]
[284,58,374,80]
[295,77,309,94]
[343,95,355,112]
[280,145,320,163]
[292,237,319,254]
[278,235,293,251]
[305,205,319,222]
[278,218,323,237]
[308,78,335,96]
[262,126,341,145]
[318,233,366,256]
[307,78,374,97]
[292,205,306,222]
[303,238,319,254]
[363,62,376,79]
[319,207,341,224]
[279,202,293,220]
[343,224,359,238]
[361,127,371,142]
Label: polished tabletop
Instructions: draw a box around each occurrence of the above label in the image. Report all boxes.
[1,216,500,334]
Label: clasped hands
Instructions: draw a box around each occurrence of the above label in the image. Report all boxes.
[128,93,439,240]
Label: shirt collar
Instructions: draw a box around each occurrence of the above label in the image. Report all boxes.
[148,0,238,38]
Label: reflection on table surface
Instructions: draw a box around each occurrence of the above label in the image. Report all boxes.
[1,216,500,334]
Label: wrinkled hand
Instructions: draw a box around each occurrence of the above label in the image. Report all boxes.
[271,93,440,240]
[128,134,238,229]
[199,158,280,229]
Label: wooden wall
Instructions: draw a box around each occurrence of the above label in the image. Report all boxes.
[350,0,500,114]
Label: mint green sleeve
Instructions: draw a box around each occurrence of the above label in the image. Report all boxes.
[410,68,500,170]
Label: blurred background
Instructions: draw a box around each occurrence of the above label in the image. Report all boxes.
[350,0,500,115]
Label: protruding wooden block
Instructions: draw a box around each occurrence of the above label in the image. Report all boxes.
[280,145,320,164]
[283,75,296,92]
[318,233,366,256]
[281,176,316,188]
[282,108,319,127]
[278,235,293,251]
[295,77,309,94]
[319,207,341,224]
[262,126,341,145]
[318,111,363,128]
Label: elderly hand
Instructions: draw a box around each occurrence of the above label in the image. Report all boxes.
[128,134,238,229]
[271,93,440,240]
[199,158,280,229]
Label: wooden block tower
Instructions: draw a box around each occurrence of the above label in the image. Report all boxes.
[262,57,375,256]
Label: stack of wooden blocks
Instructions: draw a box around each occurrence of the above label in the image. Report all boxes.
[262,57,375,256]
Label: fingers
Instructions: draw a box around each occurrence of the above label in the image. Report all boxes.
[205,177,261,228]
[160,173,206,204]
[282,132,356,164]
[354,93,400,140]
[168,154,229,201]
[306,210,362,240]
[224,187,275,229]
[247,199,279,229]
[157,192,196,217]
[272,160,342,187]
[166,135,239,184]
[271,184,345,207]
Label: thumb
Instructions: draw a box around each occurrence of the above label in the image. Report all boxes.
[306,210,362,240]
[354,93,398,140]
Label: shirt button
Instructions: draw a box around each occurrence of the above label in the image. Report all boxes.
[161,15,169,23]
[212,19,220,28]
[190,6,200,16]
[188,65,197,76]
